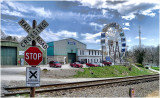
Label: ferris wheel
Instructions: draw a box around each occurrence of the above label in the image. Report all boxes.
[101,22,126,64]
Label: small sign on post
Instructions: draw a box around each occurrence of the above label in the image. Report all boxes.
[129,87,135,97]
[26,67,40,87]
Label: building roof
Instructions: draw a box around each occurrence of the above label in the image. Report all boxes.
[47,38,86,46]
[77,48,102,51]
[1,40,19,43]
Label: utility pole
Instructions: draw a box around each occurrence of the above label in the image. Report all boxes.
[139,25,141,48]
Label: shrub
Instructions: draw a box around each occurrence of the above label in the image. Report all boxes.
[128,65,132,71]
[135,64,144,68]
[42,68,48,72]
[145,67,149,69]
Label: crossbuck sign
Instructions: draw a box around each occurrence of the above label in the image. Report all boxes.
[18,19,49,50]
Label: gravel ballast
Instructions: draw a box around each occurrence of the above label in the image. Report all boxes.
[3,80,158,97]
[36,80,159,97]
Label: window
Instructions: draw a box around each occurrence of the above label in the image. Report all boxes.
[91,59,92,63]
[98,51,99,55]
[97,59,98,62]
[95,51,96,55]
[89,50,90,55]
[88,59,89,63]
[80,50,81,55]
[83,50,84,55]
[92,50,93,55]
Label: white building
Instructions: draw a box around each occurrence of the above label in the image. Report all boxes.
[77,49,102,63]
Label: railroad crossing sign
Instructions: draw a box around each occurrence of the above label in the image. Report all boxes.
[18,18,49,50]
[26,67,40,87]
[25,47,43,66]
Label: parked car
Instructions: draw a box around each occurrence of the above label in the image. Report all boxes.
[77,61,85,64]
[102,61,112,66]
[70,62,83,68]
[94,62,104,67]
[86,63,99,67]
[49,61,62,68]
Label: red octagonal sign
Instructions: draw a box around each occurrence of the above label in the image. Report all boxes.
[25,47,43,66]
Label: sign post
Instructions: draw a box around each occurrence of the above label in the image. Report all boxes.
[129,87,135,97]
[19,19,49,97]
[31,20,37,97]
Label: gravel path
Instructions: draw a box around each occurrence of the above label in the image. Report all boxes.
[149,67,160,73]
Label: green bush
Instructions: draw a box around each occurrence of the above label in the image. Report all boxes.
[135,63,144,68]
[42,68,48,72]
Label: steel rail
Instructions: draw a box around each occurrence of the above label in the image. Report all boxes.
[3,74,159,96]
[4,74,159,90]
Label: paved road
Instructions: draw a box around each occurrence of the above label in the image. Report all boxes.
[1,64,88,81]
[148,67,160,73]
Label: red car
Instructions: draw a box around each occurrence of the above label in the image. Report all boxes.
[49,61,61,68]
[86,63,99,67]
[70,62,83,68]
[102,61,112,66]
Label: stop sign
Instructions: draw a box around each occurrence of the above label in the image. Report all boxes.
[24,47,43,66]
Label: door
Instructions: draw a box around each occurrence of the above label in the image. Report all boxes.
[68,53,76,63]
[1,47,17,65]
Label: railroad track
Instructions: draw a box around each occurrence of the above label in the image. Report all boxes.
[3,74,159,97]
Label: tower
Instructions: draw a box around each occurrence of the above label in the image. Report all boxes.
[139,25,141,48]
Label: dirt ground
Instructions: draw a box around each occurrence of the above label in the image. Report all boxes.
[146,90,160,97]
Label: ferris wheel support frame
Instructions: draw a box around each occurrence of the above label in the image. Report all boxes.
[101,22,127,65]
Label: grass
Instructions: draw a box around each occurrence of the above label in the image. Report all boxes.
[151,67,160,71]
[16,94,29,97]
[74,65,155,78]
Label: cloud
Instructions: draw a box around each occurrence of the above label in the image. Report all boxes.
[40,29,60,42]
[81,39,100,44]
[89,22,103,31]
[123,22,130,26]
[81,32,101,40]
[122,13,136,20]
[141,9,156,17]
[123,27,130,30]
[127,39,131,42]
[79,0,106,9]
[6,1,28,12]
[30,7,52,18]
[1,10,24,17]
[89,22,103,28]
[80,32,101,43]
[102,9,108,16]
[56,30,78,38]
[40,29,78,42]
[78,0,160,20]
[135,36,147,40]
[2,1,52,18]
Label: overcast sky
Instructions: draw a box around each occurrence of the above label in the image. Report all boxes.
[1,0,159,50]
